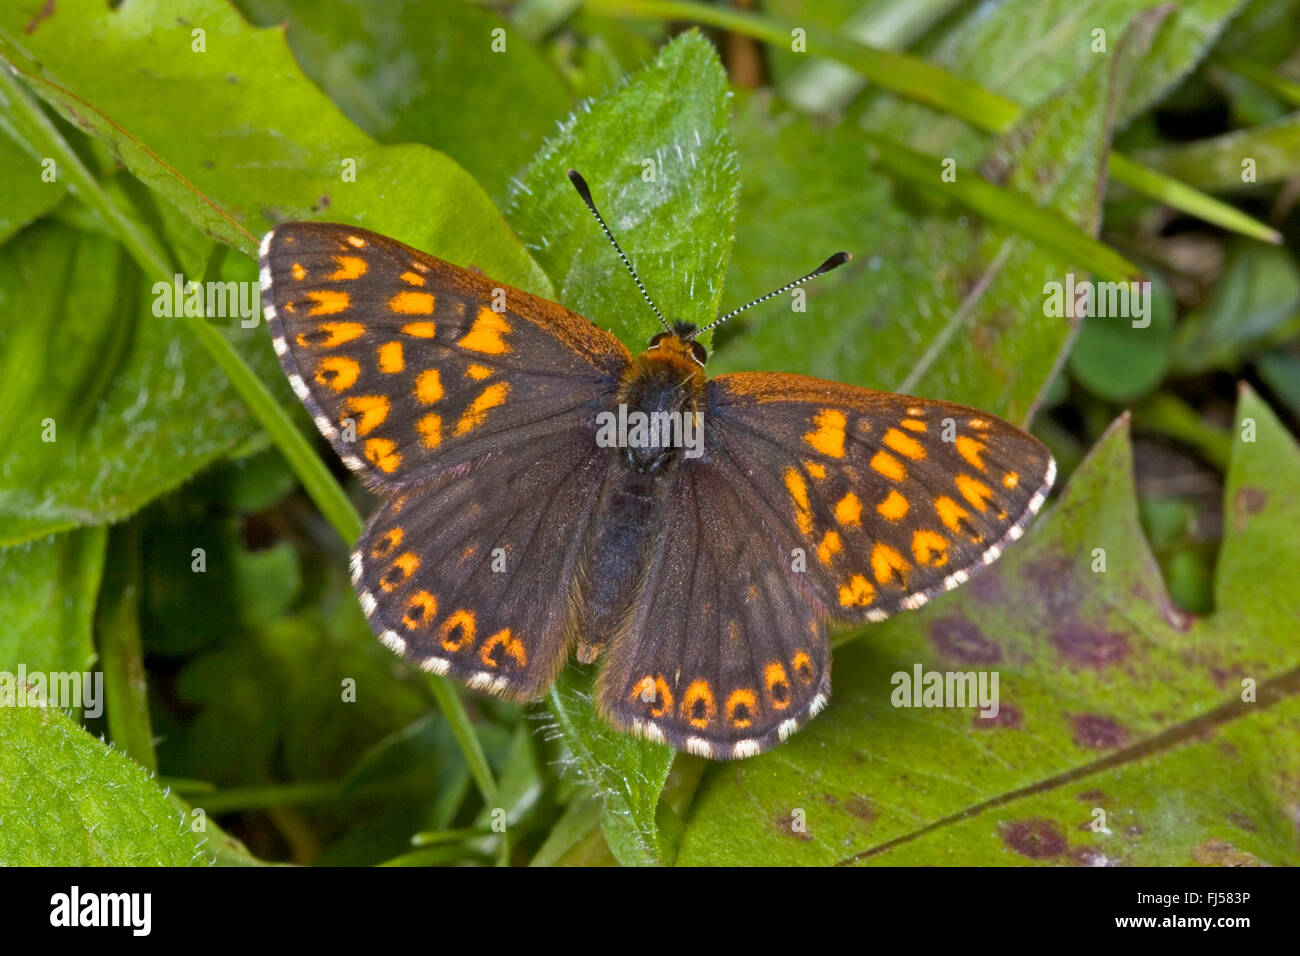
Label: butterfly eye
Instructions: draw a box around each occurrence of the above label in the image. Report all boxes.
[648,332,669,348]
[690,341,707,365]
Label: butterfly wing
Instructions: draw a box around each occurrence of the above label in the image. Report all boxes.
[596,371,1053,759]
[353,425,611,700]
[595,457,832,759]
[705,372,1056,621]
[259,222,629,490]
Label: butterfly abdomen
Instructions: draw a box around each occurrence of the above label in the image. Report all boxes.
[576,469,668,663]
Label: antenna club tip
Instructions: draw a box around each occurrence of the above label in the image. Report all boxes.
[567,169,593,201]
[828,251,851,267]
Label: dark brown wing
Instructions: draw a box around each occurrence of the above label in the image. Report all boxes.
[595,457,831,760]
[352,426,611,700]
[259,222,629,490]
[705,372,1055,621]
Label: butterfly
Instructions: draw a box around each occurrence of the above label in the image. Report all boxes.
[257,171,1055,760]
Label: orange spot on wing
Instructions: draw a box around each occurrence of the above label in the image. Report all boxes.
[378,341,404,374]
[871,542,910,588]
[838,574,875,608]
[416,413,442,449]
[371,527,403,558]
[877,489,910,521]
[726,689,758,729]
[791,650,816,683]
[764,662,791,709]
[884,427,926,460]
[783,467,813,535]
[454,382,510,436]
[458,307,512,355]
[291,262,306,280]
[835,492,862,527]
[306,290,351,316]
[399,270,426,287]
[956,474,995,512]
[681,680,716,729]
[439,610,476,652]
[390,291,435,314]
[402,591,437,630]
[329,255,367,280]
[415,368,444,404]
[314,355,359,392]
[871,450,906,481]
[804,461,826,479]
[956,435,987,470]
[481,629,527,669]
[901,418,927,432]
[345,235,366,248]
[912,530,949,567]
[631,675,674,718]
[401,321,436,338]
[1003,471,1019,489]
[365,438,402,474]
[935,495,978,539]
[380,552,419,592]
[465,364,492,380]
[298,320,363,348]
[804,408,847,458]
[817,530,842,566]
[345,394,390,436]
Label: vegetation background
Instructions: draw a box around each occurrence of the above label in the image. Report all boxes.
[0,0,1297,866]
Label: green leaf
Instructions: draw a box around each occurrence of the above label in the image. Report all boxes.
[0,528,106,677]
[0,125,65,243]
[236,0,573,203]
[0,703,208,865]
[1138,112,1300,189]
[676,388,1300,865]
[0,0,549,291]
[507,29,739,348]
[1069,271,1177,402]
[0,223,281,545]
[547,669,675,866]
[715,10,1159,426]
[858,0,1245,151]
[591,0,1280,243]
[1172,242,1300,375]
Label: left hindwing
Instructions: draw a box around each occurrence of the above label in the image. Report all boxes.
[706,372,1056,622]
[353,426,610,701]
[259,222,629,491]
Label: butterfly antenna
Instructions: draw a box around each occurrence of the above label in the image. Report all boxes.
[692,252,852,338]
[568,169,671,334]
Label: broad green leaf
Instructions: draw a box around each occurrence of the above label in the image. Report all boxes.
[860,695,1300,865]
[1172,242,1300,374]
[0,0,549,292]
[1138,113,1300,189]
[507,30,739,348]
[715,11,1161,425]
[676,388,1300,865]
[0,125,64,242]
[0,528,106,677]
[0,223,282,545]
[0,702,208,865]
[1069,270,1177,402]
[858,0,1245,158]
[548,668,675,866]
[236,0,573,203]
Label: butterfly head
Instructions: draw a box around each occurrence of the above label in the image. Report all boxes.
[649,323,708,367]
